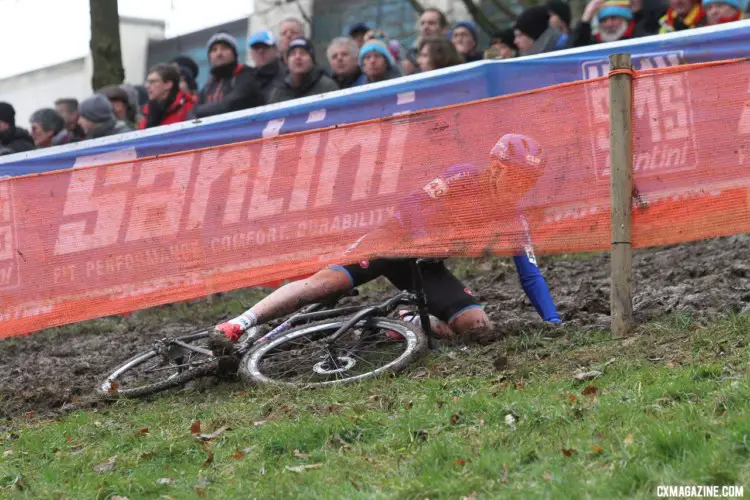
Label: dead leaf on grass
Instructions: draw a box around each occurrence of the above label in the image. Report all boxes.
[623,434,634,446]
[3,450,13,457]
[203,451,214,467]
[293,449,311,460]
[561,448,576,457]
[573,371,602,381]
[253,420,268,427]
[140,451,154,459]
[231,445,256,459]
[583,386,599,396]
[502,463,509,484]
[453,458,466,466]
[450,413,461,425]
[286,463,322,473]
[93,456,117,473]
[23,411,35,419]
[568,395,577,404]
[110,496,129,500]
[196,425,230,441]
[135,427,149,437]
[107,382,120,396]
[156,478,174,485]
[404,400,414,410]
[666,361,677,369]
[65,435,72,443]
[592,445,603,454]
[462,492,478,500]
[543,471,553,481]
[190,420,201,434]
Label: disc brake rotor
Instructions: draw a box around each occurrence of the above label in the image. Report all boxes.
[313,355,356,374]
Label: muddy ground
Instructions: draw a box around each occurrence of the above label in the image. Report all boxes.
[2,235,749,420]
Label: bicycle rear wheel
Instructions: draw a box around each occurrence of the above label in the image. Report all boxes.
[240,317,426,387]
[97,330,219,398]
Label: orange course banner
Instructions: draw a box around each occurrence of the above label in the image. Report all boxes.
[2,59,750,338]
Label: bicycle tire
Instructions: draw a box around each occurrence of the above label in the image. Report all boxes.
[96,330,219,399]
[239,317,427,387]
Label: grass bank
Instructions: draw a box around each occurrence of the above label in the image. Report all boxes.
[2,313,749,499]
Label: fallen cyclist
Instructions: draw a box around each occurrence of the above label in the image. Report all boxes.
[208,133,561,355]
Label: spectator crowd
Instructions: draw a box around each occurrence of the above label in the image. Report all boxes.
[1,0,746,157]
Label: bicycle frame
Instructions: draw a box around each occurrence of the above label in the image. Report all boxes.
[254,259,436,348]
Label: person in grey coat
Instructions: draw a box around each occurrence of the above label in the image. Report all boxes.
[268,38,340,104]
[78,94,133,140]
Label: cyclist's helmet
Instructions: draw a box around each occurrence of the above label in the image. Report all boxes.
[490,133,546,173]
[487,133,547,197]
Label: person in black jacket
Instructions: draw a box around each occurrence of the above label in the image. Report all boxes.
[268,38,340,104]
[192,32,265,119]
[0,102,34,155]
[248,30,286,102]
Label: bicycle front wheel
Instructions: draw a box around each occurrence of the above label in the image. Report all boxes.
[97,330,219,399]
[239,318,426,387]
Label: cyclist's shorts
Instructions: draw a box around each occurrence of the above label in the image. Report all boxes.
[330,258,480,323]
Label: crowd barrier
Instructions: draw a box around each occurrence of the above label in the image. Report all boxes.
[1,20,749,177]
[1,58,749,338]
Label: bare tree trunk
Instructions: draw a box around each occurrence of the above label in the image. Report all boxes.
[460,0,502,35]
[89,0,125,91]
[488,0,519,20]
[405,0,426,15]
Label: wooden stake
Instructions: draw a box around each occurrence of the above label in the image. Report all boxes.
[609,53,634,338]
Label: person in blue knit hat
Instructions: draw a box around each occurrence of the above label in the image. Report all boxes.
[359,39,402,83]
[451,21,482,63]
[705,0,745,24]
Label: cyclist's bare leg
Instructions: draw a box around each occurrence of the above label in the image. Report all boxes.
[409,307,492,338]
[250,269,352,324]
[450,307,493,335]
[212,269,352,344]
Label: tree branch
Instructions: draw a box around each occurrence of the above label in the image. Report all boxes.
[291,0,312,27]
[405,0,426,15]
[460,0,503,35]
[488,0,518,21]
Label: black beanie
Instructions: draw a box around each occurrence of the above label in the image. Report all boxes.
[0,102,15,128]
[514,6,551,41]
[287,38,316,63]
[547,0,572,28]
[172,55,200,80]
[492,28,518,51]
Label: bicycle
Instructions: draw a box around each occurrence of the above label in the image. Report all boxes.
[97,258,439,398]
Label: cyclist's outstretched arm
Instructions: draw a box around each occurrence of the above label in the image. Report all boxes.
[513,254,561,323]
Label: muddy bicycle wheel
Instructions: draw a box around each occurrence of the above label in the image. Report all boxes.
[240,317,427,387]
[97,330,219,398]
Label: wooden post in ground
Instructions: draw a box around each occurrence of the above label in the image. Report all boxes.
[609,53,634,338]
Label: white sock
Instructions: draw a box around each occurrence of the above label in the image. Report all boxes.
[227,311,258,331]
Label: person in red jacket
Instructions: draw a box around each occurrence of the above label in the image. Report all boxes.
[139,63,196,129]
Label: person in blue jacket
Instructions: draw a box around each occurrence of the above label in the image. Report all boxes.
[209,133,561,353]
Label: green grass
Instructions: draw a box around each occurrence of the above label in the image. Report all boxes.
[2,314,750,499]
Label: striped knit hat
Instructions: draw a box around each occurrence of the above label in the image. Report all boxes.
[598,0,633,20]
[704,0,740,8]
[359,39,395,67]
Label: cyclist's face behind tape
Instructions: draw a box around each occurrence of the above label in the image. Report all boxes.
[488,159,540,200]
[209,43,235,68]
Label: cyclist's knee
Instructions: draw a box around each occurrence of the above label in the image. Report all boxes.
[305,269,353,296]
[449,307,493,336]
